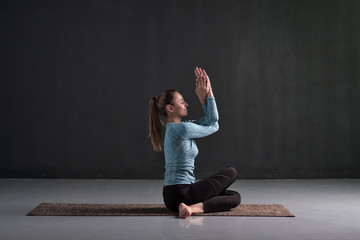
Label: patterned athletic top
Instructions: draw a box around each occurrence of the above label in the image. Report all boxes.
[163,97,219,186]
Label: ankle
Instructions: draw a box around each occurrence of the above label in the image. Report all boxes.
[189,202,204,214]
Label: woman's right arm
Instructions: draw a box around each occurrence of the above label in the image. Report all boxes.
[195,97,218,127]
[194,67,218,125]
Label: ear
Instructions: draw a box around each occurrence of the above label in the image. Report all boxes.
[166,104,173,113]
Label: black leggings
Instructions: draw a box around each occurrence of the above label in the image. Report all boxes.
[163,167,241,213]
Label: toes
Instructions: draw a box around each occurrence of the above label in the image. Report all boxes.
[178,203,191,219]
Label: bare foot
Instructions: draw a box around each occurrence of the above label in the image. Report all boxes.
[179,203,192,218]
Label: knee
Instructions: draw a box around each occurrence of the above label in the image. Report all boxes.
[230,190,241,207]
[226,167,238,182]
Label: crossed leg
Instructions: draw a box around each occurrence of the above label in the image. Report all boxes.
[178,167,241,218]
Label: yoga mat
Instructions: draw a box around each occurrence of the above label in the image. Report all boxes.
[27,203,295,217]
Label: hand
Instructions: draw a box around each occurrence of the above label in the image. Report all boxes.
[194,67,213,105]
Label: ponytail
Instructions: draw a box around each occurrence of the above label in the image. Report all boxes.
[149,97,163,151]
[148,89,176,152]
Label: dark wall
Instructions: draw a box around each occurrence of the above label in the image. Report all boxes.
[1,0,359,179]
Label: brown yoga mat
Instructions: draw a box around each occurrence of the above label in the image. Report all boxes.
[27,203,295,217]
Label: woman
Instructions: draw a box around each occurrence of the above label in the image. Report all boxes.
[149,67,240,218]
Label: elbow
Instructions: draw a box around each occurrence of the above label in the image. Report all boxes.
[208,114,219,125]
[213,111,219,123]
[214,114,219,123]
[213,122,219,132]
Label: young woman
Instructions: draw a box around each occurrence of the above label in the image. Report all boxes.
[149,67,240,218]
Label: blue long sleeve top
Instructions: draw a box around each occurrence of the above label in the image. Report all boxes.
[163,96,219,186]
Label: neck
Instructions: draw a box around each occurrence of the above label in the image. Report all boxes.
[166,116,182,124]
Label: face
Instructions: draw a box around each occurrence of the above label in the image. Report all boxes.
[169,92,189,118]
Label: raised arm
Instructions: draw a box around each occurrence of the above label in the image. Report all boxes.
[170,121,219,139]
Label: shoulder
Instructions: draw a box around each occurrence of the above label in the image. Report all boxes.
[167,121,194,130]
[166,121,196,137]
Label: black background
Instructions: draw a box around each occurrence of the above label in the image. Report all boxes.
[1,0,359,179]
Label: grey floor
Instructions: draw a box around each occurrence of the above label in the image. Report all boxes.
[1,179,360,240]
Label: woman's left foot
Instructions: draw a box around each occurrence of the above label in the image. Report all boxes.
[179,203,192,218]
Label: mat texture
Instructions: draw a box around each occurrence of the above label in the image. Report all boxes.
[27,203,295,217]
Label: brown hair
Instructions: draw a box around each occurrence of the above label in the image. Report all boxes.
[149,89,177,151]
